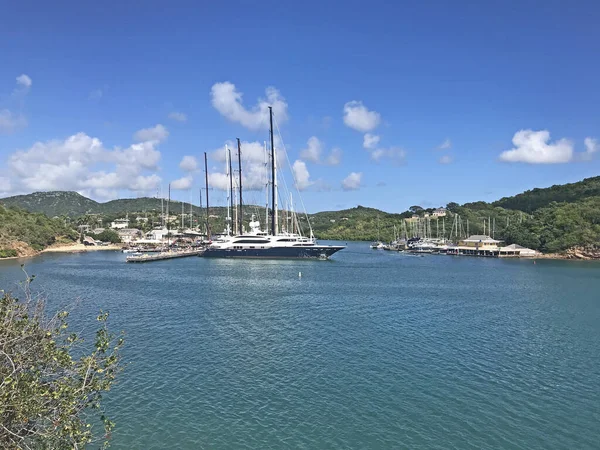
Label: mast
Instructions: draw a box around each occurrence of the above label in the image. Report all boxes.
[228,147,234,235]
[264,141,269,232]
[225,145,230,235]
[181,198,184,229]
[237,138,243,234]
[161,188,164,228]
[167,183,170,246]
[269,106,277,235]
[204,152,210,239]
[189,190,193,229]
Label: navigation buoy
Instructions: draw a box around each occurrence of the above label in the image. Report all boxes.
[299,271,302,278]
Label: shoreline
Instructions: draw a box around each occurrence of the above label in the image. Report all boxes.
[0,243,123,261]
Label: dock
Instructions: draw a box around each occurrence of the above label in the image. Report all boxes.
[126,249,205,263]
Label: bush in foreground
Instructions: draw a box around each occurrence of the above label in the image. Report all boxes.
[0,273,124,449]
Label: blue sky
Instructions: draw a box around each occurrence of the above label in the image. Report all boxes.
[1,0,599,213]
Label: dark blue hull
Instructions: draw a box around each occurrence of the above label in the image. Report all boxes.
[203,246,344,259]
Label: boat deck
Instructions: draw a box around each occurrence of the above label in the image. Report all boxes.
[126,249,205,263]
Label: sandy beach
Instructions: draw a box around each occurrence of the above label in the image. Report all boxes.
[41,243,123,253]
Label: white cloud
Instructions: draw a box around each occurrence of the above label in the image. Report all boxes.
[179,155,198,172]
[369,146,406,165]
[438,155,453,164]
[499,130,573,164]
[300,136,322,163]
[169,111,187,122]
[0,109,27,134]
[292,160,312,191]
[363,133,380,149]
[16,74,32,88]
[325,147,342,166]
[299,136,342,165]
[584,137,598,157]
[171,175,193,190]
[133,124,169,143]
[3,130,164,198]
[342,172,363,191]
[208,140,272,192]
[343,101,381,132]
[437,138,451,150]
[210,81,288,130]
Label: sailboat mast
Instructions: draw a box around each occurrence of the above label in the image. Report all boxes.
[264,141,269,232]
[167,183,170,246]
[237,138,243,234]
[228,148,234,235]
[204,152,210,239]
[269,106,277,236]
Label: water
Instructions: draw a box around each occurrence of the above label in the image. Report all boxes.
[1,243,599,449]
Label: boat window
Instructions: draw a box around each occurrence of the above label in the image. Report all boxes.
[233,239,269,244]
[277,238,297,242]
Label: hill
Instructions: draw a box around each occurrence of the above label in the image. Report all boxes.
[0,205,78,257]
[0,191,100,218]
[493,176,600,212]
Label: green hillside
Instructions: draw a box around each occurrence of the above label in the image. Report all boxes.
[0,205,78,257]
[0,191,100,218]
[493,176,600,212]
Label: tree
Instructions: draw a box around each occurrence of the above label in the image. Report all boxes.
[89,229,121,244]
[409,205,424,214]
[0,273,124,449]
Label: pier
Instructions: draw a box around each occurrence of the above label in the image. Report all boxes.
[126,249,205,263]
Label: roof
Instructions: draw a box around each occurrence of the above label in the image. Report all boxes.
[462,235,503,243]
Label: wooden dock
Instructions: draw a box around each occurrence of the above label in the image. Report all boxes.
[126,249,205,263]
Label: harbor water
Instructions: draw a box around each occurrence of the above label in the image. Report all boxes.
[0,242,599,449]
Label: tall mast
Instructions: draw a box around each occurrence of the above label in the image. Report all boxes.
[189,189,193,229]
[204,152,210,239]
[161,187,164,228]
[237,138,243,234]
[181,198,184,229]
[264,141,269,232]
[225,145,231,235]
[167,183,170,246]
[269,106,277,236]
[228,147,234,235]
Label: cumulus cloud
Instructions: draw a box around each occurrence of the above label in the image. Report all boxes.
[499,130,573,164]
[343,101,381,132]
[208,140,270,192]
[437,138,451,150]
[363,133,380,149]
[169,111,187,122]
[0,109,27,134]
[369,146,406,165]
[210,81,288,130]
[171,175,193,190]
[325,147,342,166]
[1,75,32,134]
[438,155,454,164]
[292,160,313,191]
[342,172,363,191]
[133,124,169,143]
[583,137,598,158]
[179,155,198,172]
[16,74,32,88]
[3,130,164,198]
[299,136,342,165]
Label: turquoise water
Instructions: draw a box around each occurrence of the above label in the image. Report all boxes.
[1,243,599,449]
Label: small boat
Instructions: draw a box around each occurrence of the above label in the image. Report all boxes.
[370,241,385,249]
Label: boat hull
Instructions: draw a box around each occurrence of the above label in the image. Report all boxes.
[203,245,345,259]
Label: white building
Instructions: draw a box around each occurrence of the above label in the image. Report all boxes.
[110,218,130,229]
[433,208,447,217]
[117,228,141,243]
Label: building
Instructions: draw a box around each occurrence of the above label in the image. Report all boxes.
[432,208,447,217]
[117,228,141,243]
[448,235,537,257]
[110,218,130,229]
[135,217,149,223]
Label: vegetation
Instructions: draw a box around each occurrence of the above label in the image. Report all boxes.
[0,274,124,448]
[3,176,600,255]
[493,176,600,213]
[0,249,18,258]
[0,205,78,256]
[88,229,121,244]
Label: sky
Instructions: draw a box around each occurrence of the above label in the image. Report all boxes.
[1,0,599,213]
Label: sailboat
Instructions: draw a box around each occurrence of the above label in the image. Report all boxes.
[370,215,384,249]
[203,107,345,259]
